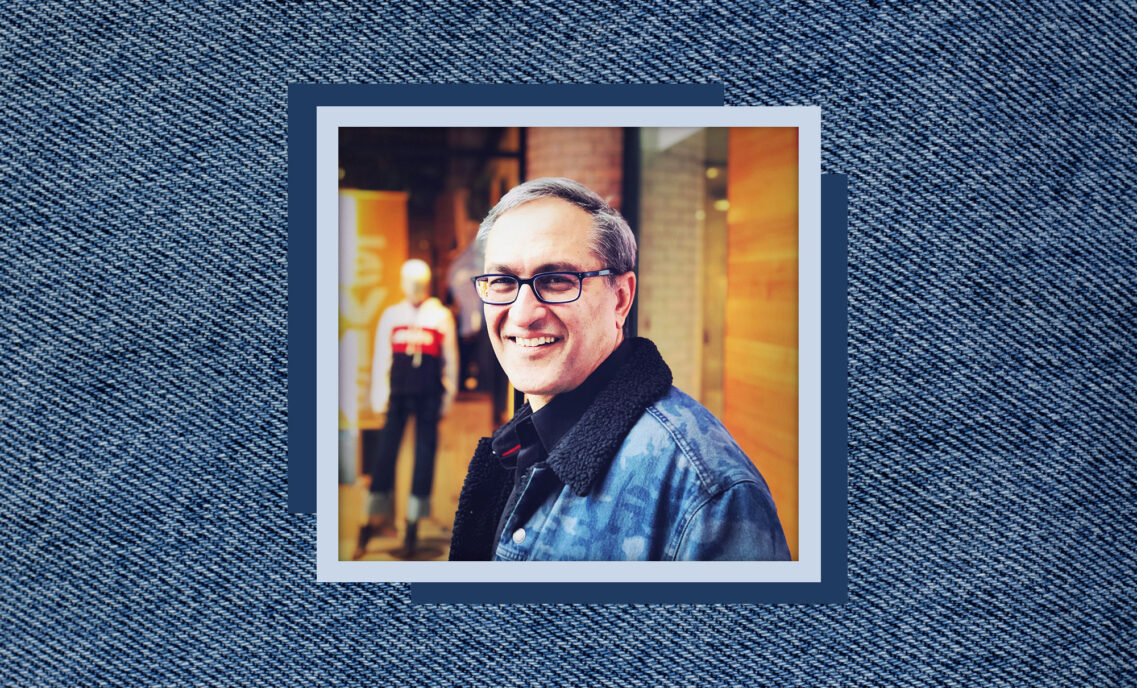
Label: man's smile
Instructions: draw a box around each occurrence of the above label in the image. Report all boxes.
[508,335,562,349]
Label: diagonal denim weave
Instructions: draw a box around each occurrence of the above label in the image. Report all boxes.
[1,1,1134,685]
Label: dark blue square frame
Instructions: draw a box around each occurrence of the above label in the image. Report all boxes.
[288,84,847,603]
[288,83,724,514]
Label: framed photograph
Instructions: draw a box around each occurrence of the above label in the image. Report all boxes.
[290,87,845,602]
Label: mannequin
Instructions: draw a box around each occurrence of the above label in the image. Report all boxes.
[357,259,457,557]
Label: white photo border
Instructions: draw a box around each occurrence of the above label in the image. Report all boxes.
[316,106,821,583]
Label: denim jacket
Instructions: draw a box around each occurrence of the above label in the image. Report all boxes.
[449,338,791,561]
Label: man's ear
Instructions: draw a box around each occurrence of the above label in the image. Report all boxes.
[613,272,636,330]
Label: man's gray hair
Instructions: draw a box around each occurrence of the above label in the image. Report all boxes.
[476,177,637,281]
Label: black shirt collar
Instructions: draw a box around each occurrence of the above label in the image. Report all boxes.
[490,404,531,469]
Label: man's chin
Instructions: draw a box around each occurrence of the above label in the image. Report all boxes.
[501,344,568,400]
[506,377,555,399]
[504,368,561,401]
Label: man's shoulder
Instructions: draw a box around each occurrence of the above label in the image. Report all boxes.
[623,386,766,497]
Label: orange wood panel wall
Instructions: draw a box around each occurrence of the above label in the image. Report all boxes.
[724,128,798,559]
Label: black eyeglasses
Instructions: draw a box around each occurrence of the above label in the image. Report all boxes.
[472,270,613,305]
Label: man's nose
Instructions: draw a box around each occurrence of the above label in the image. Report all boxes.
[507,282,549,327]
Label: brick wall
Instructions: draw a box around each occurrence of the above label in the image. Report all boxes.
[637,129,708,398]
[525,127,624,210]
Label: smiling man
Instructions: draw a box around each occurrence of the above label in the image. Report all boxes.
[448,177,791,561]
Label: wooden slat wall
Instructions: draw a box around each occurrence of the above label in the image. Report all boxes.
[724,128,798,559]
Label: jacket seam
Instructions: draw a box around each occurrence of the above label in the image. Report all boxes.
[667,479,763,561]
[643,401,717,495]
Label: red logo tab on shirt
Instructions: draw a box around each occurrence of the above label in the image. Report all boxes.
[390,326,443,358]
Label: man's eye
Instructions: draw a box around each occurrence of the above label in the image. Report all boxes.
[488,277,515,289]
[538,275,576,292]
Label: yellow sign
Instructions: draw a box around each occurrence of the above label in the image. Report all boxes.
[338,190,408,430]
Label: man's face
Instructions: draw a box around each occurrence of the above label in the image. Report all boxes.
[483,197,634,410]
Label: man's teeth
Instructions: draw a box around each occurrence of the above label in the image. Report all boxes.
[514,336,558,348]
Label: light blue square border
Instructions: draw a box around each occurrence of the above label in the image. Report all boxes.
[312,106,824,586]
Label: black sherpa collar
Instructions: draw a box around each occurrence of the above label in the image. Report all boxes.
[542,337,673,496]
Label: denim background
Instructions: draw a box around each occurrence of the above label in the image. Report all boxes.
[2,1,1133,685]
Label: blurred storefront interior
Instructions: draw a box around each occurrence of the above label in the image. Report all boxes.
[338,127,799,561]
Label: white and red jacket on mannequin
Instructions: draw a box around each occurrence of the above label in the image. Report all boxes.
[369,297,458,418]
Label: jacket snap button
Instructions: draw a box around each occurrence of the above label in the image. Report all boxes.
[512,528,526,544]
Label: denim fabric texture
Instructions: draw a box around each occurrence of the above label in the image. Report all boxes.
[2,1,1133,686]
